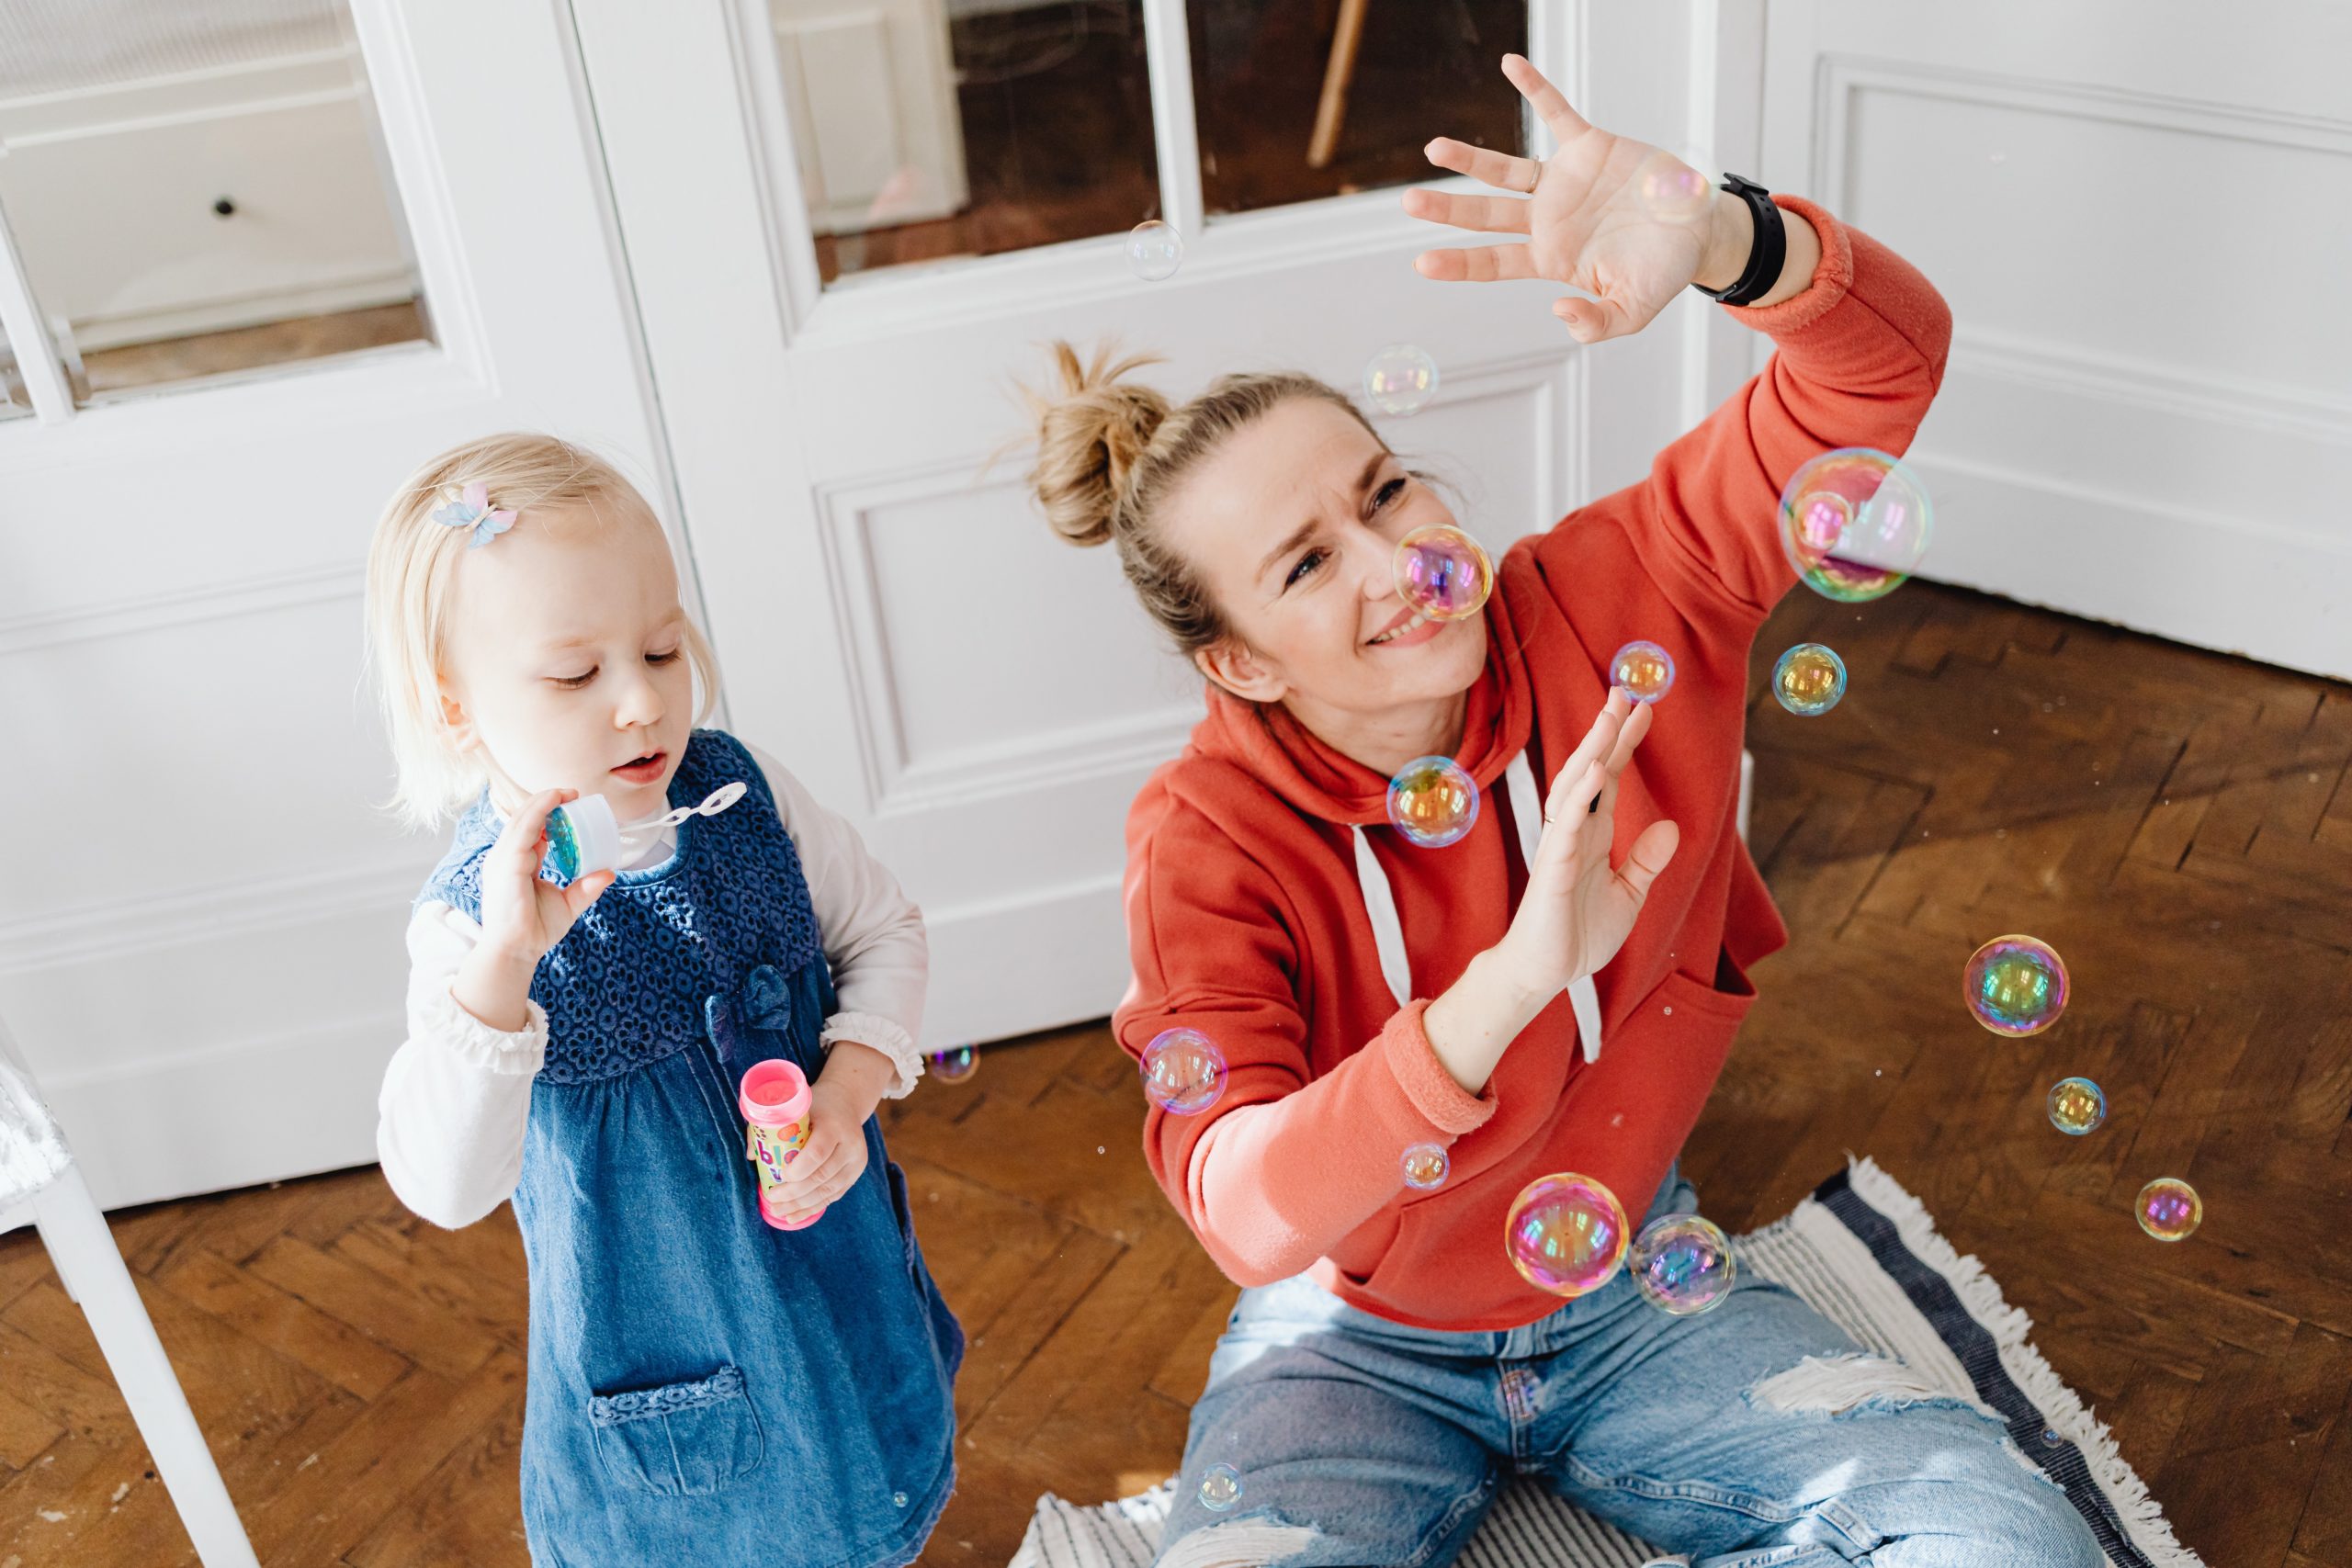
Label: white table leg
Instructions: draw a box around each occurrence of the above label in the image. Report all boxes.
[35,1166,260,1567]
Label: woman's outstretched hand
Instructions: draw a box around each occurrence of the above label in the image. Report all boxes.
[1492,690,1680,998]
[1403,53,1722,344]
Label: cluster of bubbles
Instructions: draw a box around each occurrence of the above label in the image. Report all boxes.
[1504,1172,1627,1297]
[1394,524,1493,623]
[1141,1028,1227,1115]
[1365,344,1441,416]
[1772,643,1848,716]
[1126,220,1182,282]
[1963,935,2069,1037]
[1400,1143,1451,1190]
[1386,755,1481,848]
[1610,640,1676,705]
[1629,1213,1736,1316]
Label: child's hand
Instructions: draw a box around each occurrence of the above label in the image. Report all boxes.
[476,787,616,968]
[1490,691,1680,999]
[766,1074,877,1227]
[1404,53,1716,344]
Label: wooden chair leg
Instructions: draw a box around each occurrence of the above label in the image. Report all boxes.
[37,1166,261,1567]
[1306,0,1371,169]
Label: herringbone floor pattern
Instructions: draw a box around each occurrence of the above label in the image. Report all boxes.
[3,582,2346,1566]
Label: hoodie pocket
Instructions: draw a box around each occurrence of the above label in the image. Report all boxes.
[588,1364,763,1496]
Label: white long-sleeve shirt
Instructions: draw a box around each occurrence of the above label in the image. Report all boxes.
[376,742,926,1230]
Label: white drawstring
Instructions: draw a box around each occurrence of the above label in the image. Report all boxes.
[1353,750,1604,1062]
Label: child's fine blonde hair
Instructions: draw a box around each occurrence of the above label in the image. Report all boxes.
[364,432,720,831]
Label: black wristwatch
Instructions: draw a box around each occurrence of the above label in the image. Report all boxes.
[1690,173,1785,308]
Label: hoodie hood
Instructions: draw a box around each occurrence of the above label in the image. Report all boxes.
[1189,567,1542,827]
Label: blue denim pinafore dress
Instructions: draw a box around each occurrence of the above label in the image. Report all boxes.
[417,729,962,1567]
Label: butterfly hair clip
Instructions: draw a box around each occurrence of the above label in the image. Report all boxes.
[432,480,517,550]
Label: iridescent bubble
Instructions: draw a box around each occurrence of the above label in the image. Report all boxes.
[1141,1028,1227,1115]
[1964,935,2069,1037]
[1629,1213,1736,1316]
[1393,525,1493,622]
[1771,642,1848,716]
[1776,448,1932,602]
[1386,755,1480,848]
[1364,344,1440,414]
[1505,1172,1627,1297]
[1635,150,1713,225]
[2046,1076,2105,1135]
[1401,1143,1451,1190]
[1199,1462,1243,1512]
[1127,220,1183,282]
[928,1045,978,1084]
[1610,640,1676,704]
[2136,1178,2201,1242]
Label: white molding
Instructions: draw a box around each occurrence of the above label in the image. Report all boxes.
[0,184,72,422]
[1952,324,2352,447]
[721,0,829,339]
[0,560,364,658]
[0,857,423,976]
[1921,446,2352,564]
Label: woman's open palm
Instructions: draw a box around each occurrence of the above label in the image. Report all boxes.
[1404,54,1713,344]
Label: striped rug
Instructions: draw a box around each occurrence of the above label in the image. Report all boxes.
[1007,1157,2203,1568]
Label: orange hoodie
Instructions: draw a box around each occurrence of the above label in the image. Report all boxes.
[1114,197,1954,1331]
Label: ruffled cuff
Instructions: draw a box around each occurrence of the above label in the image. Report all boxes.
[419,985,548,1077]
[820,1010,922,1100]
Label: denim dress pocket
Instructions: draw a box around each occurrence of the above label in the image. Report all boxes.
[587,1363,765,1496]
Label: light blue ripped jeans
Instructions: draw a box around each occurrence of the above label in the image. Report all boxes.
[1156,1168,2099,1568]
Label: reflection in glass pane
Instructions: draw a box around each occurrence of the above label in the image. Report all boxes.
[773,0,1160,285]
[1190,0,1526,217]
[0,0,431,400]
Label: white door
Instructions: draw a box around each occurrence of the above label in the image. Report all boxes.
[571,1,1727,1051]
[1758,0,2352,680]
[0,1,676,1207]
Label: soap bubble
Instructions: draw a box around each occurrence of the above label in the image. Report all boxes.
[1964,935,2069,1037]
[1629,1213,1736,1316]
[2135,1178,2201,1242]
[1394,525,1493,622]
[1505,1172,1627,1297]
[1386,755,1480,848]
[1610,640,1677,704]
[1771,643,1848,716]
[1198,1462,1243,1511]
[1777,448,1931,602]
[928,1045,978,1084]
[1401,1143,1451,1190]
[2046,1076,2105,1135]
[1364,344,1439,414]
[1141,1028,1227,1115]
[1635,150,1713,225]
[1127,220,1182,281]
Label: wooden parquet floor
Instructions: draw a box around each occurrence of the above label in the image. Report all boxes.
[4,582,2346,1567]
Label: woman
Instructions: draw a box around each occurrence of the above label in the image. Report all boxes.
[1028,54,2099,1568]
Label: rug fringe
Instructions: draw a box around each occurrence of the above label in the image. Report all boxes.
[1842,1156,2207,1568]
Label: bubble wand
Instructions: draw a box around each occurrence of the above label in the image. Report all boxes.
[543,782,748,881]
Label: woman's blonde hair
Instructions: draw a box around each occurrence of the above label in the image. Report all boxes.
[363,432,720,831]
[1024,343,1380,660]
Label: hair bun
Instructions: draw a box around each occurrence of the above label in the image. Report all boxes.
[1027,342,1170,547]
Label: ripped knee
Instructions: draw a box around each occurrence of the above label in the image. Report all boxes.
[1156,1515,1321,1568]
[1744,1352,1994,1421]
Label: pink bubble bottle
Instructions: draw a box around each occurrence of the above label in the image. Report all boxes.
[738,1059,824,1230]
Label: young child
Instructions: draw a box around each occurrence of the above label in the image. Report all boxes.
[365,434,961,1566]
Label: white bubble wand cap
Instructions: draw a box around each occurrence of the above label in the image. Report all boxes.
[543,781,748,880]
